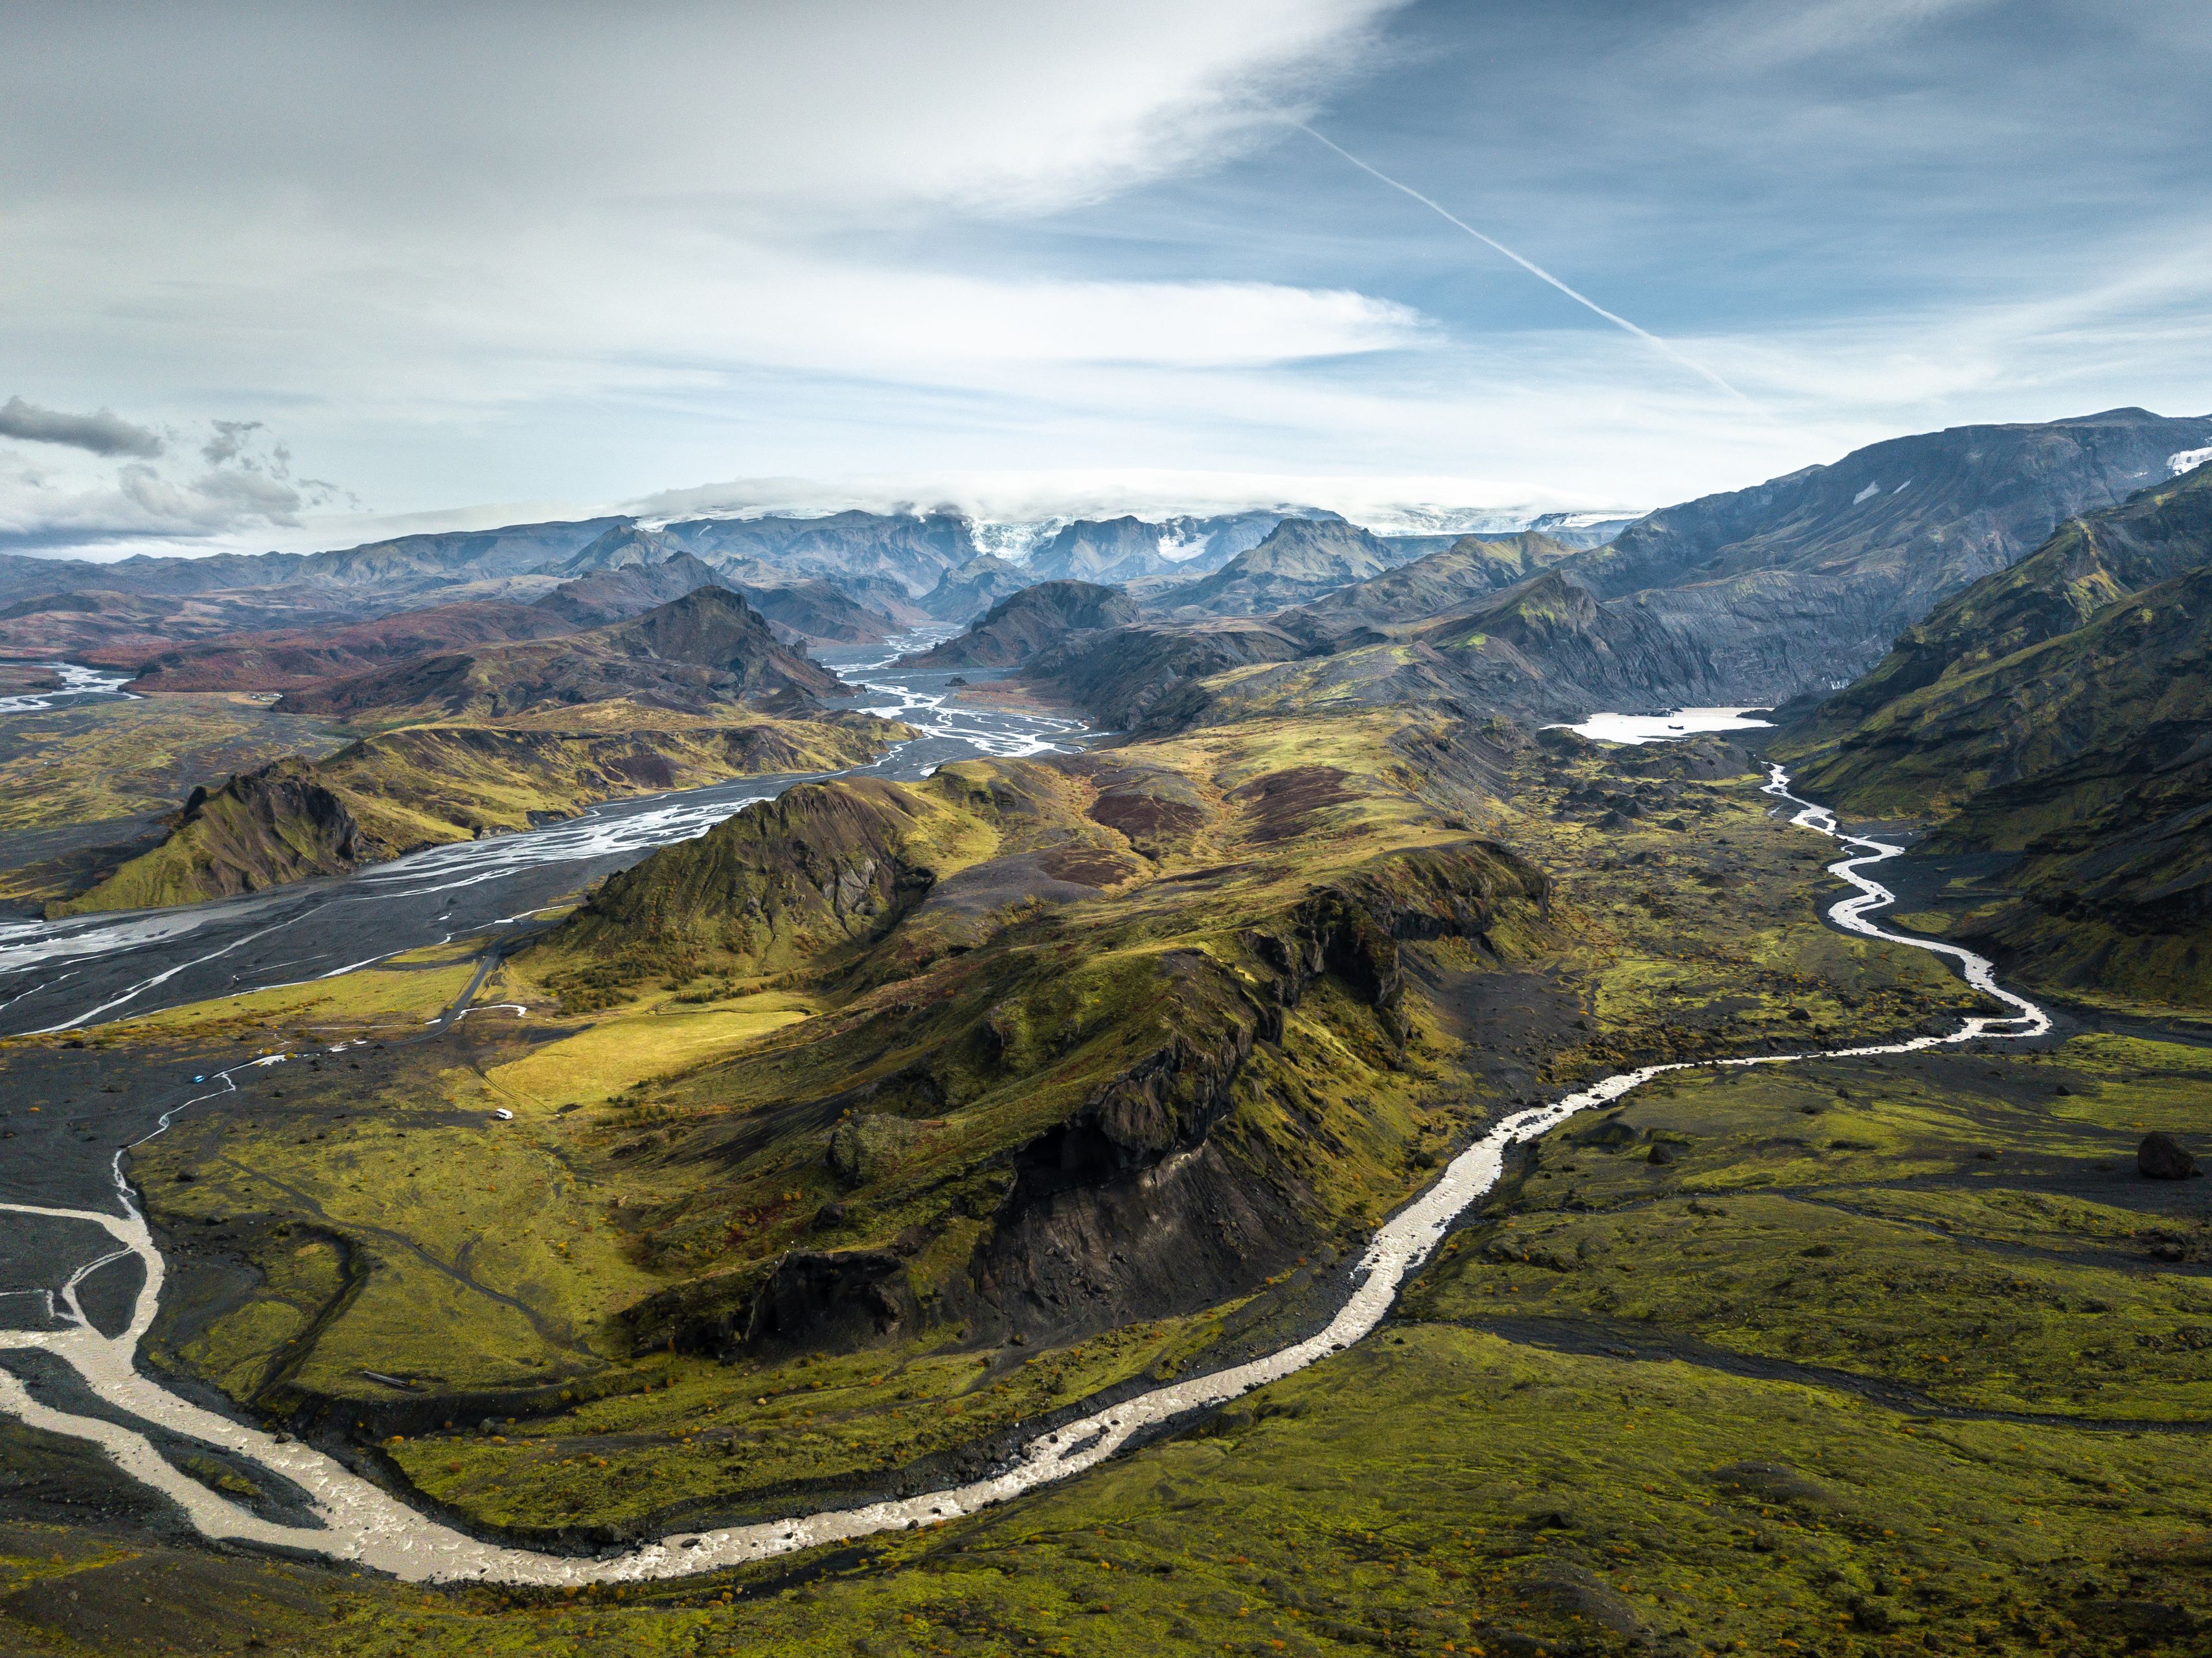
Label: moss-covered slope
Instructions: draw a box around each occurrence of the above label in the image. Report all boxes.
[57,707,905,914]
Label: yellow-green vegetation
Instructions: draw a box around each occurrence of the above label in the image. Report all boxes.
[0,694,350,835]
[14,1308,2212,1655]
[130,705,1566,1538]
[1409,1030,2212,1423]
[58,704,908,914]
[119,938,489,1039]
[387,1303,1249,1532]
[0,693,353,906]
[12,699,2209,1655]
[113,710,2016,1560]
[484,994,819,1111]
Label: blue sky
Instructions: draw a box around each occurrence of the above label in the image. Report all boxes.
[2,0,2207,556]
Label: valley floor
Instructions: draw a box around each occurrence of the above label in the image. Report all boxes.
[1,721,2208,1655]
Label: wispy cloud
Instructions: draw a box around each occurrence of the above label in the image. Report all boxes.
[0,411,354,553]
[0,396,164,459]
[0,1,2206,555]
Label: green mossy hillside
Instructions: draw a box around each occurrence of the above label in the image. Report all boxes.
[57,707,907,914]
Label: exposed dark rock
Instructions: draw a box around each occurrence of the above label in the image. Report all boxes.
[2139,1131,2201,1179]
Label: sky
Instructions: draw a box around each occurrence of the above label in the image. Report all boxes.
[2,0,2208,558]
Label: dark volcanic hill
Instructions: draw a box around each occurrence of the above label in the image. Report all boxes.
[1415,573,1724,719]
[277,587,840,720]
[1804,459,2212,736]
[532,552,735,626]
[1288,532,1577,641]
[737,579,900,645]
[125,600,576,692]
[1558,406,2212,701]
[1161,518,1408,617]
[536,549,895,642]
[896,580,1141,670]
[1025,619,1310,729]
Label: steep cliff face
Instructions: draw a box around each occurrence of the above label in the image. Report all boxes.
[617,829,1552,1357]
[1420,574,1724,718]
[1788,546,2212,1006]
[1560,407,2212,701]
[939,839,1548,1343]
[1806,459,2212,734]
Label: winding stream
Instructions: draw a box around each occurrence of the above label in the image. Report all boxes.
[0,764,2049,1584]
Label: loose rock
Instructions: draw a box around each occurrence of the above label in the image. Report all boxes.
[2138,1131,2200,1180]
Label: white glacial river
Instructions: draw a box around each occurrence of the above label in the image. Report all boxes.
[0,764,2050,1584]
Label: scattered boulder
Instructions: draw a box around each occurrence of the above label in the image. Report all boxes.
[2138,1131,2201,1179]
[1647,1141,1676,1166]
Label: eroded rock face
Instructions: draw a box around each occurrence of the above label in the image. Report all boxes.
[971,840,1550,1343]
[740,1250,920,1353]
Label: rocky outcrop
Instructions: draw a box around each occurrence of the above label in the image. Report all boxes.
[2139,1132,2202,1180]
[1022,618,1310,728]
[972,839,1549,1341]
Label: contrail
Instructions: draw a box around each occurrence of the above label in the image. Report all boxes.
[1294,122,1757,408]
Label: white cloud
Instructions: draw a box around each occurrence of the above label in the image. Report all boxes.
[0,414,352,551]
[632,466,1630,530]
[1,3,1404,225]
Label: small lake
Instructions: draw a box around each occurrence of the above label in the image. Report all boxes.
[1556,707,1773,745]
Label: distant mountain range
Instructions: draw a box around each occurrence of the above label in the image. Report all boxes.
[6,405,2209,735]
[1561,405,2212,701]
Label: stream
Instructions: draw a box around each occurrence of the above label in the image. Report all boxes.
[0,757,2051,1584]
